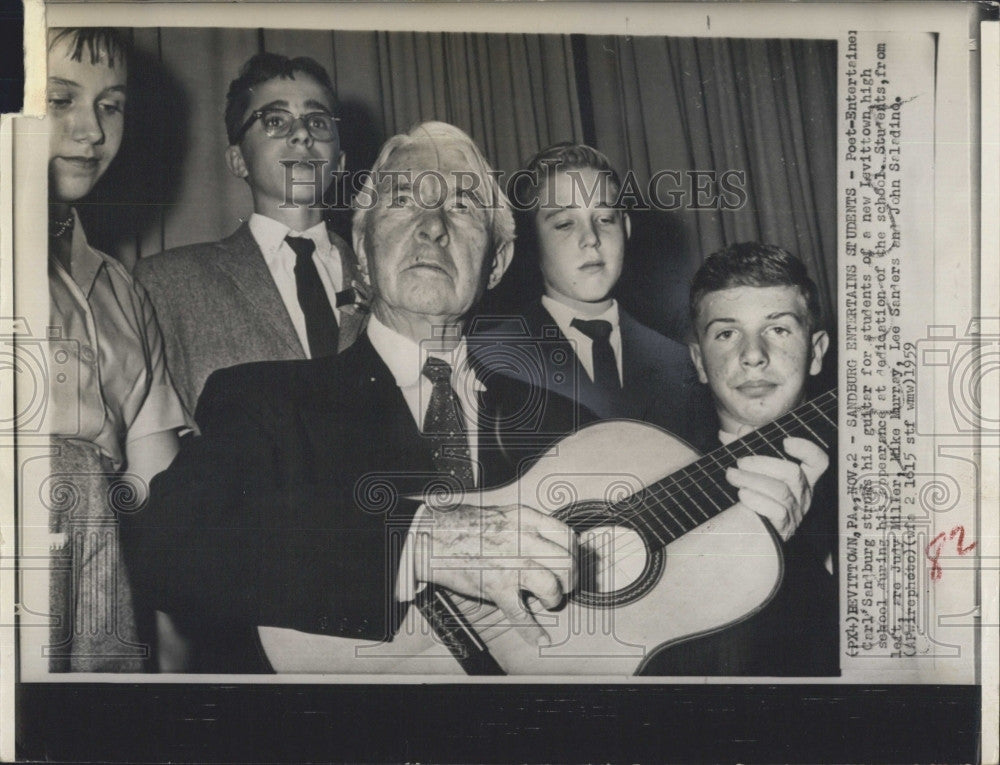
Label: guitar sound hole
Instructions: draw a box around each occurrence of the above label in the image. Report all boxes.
[555,501,664,609]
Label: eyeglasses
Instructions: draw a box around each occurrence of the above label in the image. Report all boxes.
[234,108,340,143]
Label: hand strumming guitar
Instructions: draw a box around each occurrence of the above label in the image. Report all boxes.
[725,436,830,541]
[414,502,578,647]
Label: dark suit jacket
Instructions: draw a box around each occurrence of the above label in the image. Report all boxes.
[470,299,717,449]
[120,334,591,672]
[133,222,367,422]
[471,302,838,676]
[640,437,839,677]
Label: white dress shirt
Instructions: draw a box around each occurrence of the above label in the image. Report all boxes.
[366,314,485,474]
[367,316,487,602]
[718,424,757,445]
[248,213,344,358]
[541,294,624,385]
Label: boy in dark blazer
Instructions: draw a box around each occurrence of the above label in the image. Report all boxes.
[647,242,838,676]
[474,142,715,448]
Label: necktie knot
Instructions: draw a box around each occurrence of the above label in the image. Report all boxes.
[285,235,338,358]
[571,317,613,341]
[570,317,619,390]
[422,356,453,386]
[285,235,316,263]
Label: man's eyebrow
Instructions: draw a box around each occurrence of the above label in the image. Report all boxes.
[457,186,487,201]
[377,177,412,193]
[48,77,79,88]
[101,85,127,97]
[541,201,617,221]
[255,99,289,111]
[304,99,333,114]
[541,206,570,221]
[704,317,737,331]
[766,311,805,324]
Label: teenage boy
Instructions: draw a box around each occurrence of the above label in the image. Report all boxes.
[475,142,715,447]
[665,241,838,676]
[135,52,367,421]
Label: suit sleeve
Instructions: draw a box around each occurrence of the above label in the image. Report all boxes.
[119,366,420,641]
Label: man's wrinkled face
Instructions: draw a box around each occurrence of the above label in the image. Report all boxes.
[690,285,828,432]
[362,138,507,330]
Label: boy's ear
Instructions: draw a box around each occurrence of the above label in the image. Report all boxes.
[809,330,830,376]
[623,211,632,241]
[225,145,249,179]
[689,341,709,384]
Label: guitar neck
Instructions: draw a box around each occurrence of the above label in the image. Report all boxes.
[612,389,837,547]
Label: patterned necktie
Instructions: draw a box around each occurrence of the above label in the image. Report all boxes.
[285,235,339,358]
[570,317,620,390]
[421,357,475,490]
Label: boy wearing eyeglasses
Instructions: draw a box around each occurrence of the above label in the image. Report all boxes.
[135,53,367,425]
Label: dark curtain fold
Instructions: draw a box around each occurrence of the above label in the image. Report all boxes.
[86,29,835,340]
[582,36,837,337]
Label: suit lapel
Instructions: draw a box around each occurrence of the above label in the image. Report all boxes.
[522,300,590,404]
[210,223,305,358]
[618,310,641,391]
[309,336,437,489]
[476,387,509,488]
[326,227,369,352]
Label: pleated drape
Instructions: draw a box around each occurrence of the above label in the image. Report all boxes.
[80,29,835,338]
[582,36,837,336]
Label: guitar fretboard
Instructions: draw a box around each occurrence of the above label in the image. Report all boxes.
[608,390,837,548]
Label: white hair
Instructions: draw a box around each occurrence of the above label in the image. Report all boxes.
[352,121,515,268]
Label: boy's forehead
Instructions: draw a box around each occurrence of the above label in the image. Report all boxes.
[246,73,332,110]
[539,167,619,208]
[697,284,808,321]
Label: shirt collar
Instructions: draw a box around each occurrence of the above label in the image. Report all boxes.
[718,423,757,445]
[249,213,330,267]
[367,314,484,392]
[541,294,620,333]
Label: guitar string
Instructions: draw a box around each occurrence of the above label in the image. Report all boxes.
[438,393,838,648]
[559,391,836,541]
[564,393,836,550]
[606,393,836,541]
[587,395,837,567]
[503,395,837,587]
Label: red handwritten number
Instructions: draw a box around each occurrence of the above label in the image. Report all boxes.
[925,525,977,581]
[949,525,976,554]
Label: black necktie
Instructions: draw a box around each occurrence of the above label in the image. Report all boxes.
[571,317,620,390]
[286,235,339,358]
[422,357,475,490]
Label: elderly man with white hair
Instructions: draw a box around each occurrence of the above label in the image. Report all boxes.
[123,122,824,675]
[122,122,588,673]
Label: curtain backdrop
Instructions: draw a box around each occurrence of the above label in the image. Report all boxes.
[80,28,835,342]
[583,36,837,337]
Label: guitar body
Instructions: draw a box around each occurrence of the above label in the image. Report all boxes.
[259,419,783,675]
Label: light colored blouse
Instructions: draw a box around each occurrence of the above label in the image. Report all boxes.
[48,210,187,469]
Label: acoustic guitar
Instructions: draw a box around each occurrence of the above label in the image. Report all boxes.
[259,390,837,675]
